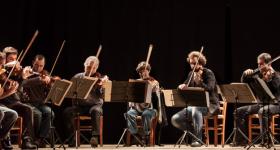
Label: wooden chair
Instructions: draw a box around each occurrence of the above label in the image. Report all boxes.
[126,116,157,146]
[10,117,23,147]
[271,114,280,136]
[75,115,103,147]
[204,86,228,147]
[248,114,279,143]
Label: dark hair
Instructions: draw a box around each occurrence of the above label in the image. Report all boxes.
[257,53,271,64]
[33,54,45,62]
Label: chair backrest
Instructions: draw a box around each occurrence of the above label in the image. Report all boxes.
[216,85,228,117]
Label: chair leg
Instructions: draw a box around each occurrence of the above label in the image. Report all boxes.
[221,122,225,147]
[214,116,218,147]
[248,116,252,144]
[99,116,103,147]
[19,117,23,147]
[204,118,209,146]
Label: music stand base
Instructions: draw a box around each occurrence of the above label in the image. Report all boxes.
[47,126,65,150]
[225,127,250,146]
[116,128,145,148]
[246,130,277,150]
[174,130,206,148]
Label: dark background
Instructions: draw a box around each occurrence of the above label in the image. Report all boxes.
[0,0,279,144]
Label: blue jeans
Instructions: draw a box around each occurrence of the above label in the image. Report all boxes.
[126,108,156,135]
[172,106,208,140]
[32,104,54,139]
[0,106,18,139]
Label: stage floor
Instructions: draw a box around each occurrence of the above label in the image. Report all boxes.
[14,144,280,149]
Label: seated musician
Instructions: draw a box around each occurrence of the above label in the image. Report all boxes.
[126,61,160,146]
[0,47,37,149]
[21,54,55,148]
[171,51,220,147]
[0,52,19,149]
[63,56,109,147]
[235,52,280,147]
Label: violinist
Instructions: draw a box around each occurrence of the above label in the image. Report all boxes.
[171,51,220,147]
[2,47,24,81]
[21,54,55,148]
[0,52,18,149]
[126,61,159,146]
[234,53,280,147]
[1,47,37,149]
[63,56,109,147]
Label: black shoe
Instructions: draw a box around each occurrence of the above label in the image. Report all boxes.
[191,141,202,147]
[34,138,46,148]
[90,136,98,148]
[22,136,37,149]
[1,137,13,150]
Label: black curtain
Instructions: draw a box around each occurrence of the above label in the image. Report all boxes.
[0,0,279,144]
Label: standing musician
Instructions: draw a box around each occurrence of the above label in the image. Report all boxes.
[126,61,160,146]
[0,52,19,149]
[0,47,37,149]
[21,54,56,148]
[63,56,109,147]
[235,53,280,147]
[171,51,220,147]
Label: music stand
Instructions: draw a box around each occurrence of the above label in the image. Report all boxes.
[60,77,98,149]
[44,79,72,149]
[163,87,209,148]
[104,80,152,148]
[245,77,277,150]
[219,83,256,146]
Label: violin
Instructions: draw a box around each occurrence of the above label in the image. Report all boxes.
[0,68,19,98]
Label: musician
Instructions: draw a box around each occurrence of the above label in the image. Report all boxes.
[171,51,220,147]
[0,47,37,149]
[235,53,280,146]
[0,52,19,149]
[63,56,109,147]
[126,61,160,146]
[21,54,55,148]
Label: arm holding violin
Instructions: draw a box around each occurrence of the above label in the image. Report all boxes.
[0,80,19,99]
[21,76,47,87]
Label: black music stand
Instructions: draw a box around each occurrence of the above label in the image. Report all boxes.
[60,76,98,149]
[219,83,256,146]
[104,80,152,148]
[45,79,72,149]
[163,87,209,148]
[245,77,277,150]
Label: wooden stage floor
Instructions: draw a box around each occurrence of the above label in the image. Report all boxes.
[14,144,280,149]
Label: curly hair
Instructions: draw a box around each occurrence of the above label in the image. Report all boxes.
[186,51,207,66]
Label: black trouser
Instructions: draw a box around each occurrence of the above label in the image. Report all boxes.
[63,103,103,142]
[3,100,34,139]
[235,104,261,142]
[258,104,280,134]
